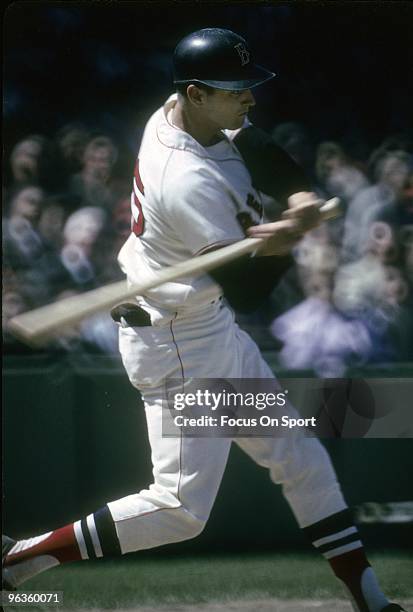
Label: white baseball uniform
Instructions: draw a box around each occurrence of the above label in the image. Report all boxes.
[108,94,347,553]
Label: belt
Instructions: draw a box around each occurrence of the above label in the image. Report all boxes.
[110,303,152,327]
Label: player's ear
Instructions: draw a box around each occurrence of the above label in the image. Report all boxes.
[186,84,207,107]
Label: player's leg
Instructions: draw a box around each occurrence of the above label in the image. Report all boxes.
[3,306,235,588]
[106,397,232,554]
[234,325,402,612]
[236,432,395,612]
[3,399,232,588]
[106,304,239,554]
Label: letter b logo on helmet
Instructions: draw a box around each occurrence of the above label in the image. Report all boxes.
[173,28,275,91]
[234,43,250,67]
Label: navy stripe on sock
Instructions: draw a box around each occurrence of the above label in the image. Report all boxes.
[80,518,96,560]
[94,506,121,556]
[302,508,355,543]
[317,532,361,554]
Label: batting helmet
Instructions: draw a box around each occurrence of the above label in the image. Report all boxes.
[173,28,276,91]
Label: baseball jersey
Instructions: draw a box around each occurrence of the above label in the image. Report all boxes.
[118,94,263,318]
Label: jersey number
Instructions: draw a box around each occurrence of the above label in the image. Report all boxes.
[131,158,145,237]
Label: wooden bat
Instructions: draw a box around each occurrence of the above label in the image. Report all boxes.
[8,198,341,346]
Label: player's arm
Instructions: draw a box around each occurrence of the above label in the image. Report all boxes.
[232,125,324,252]
[233,126,312,210]
[208,128,319,311]
[209,192,326,313]
[209,249,293,313]
[247,192,324,256]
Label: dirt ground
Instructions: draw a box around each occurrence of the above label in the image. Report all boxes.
[120,603,353,612]
[76,599,413,612]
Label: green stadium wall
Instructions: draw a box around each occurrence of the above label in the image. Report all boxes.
[3,355,412,552]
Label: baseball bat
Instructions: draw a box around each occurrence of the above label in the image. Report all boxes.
[8,197,340,346]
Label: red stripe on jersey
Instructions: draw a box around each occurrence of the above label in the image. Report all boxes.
[132,215,144,236]
[134,159,144,194]
[131,158,145,237]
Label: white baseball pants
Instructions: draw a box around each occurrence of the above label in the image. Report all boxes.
[108,301,347,554]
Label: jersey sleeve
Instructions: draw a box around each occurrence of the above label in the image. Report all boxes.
[162,165,247,256]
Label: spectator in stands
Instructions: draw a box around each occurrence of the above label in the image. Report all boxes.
[341,150,412,263]
[58,205,120,353]
[9,136,47,186]
[112,192,132,252]
[271,121,314,178]
[37,195,71,251]
[334,219,411,363]
[374,157,413,229]
[383,265,409,308]
[59,206,106,285]
[3,186,46,269]
[8,185,44,225]
[7,134,58,195]
[3,186,73,314]
[315,141,369,204]
[270,240,372,377]
[367,133,412,179]
[55,122,90,175]
[68,135,118,210]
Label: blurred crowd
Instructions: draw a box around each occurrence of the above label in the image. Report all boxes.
[3,122,413,374]
[266,126,413,375]
[3,126,130,354]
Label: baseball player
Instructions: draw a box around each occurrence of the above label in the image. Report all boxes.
[2,28,406,612]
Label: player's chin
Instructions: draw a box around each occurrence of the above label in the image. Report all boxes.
[226,115,247,130]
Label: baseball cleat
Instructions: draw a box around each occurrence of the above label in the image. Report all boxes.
[2,535,15,561]
[380,605,406,611]
[2,535,17,591]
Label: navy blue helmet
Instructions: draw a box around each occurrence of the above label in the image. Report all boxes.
[173,28,276,91]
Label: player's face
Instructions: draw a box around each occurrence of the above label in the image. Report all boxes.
[204,88,256,131]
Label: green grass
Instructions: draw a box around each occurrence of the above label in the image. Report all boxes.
[6,551,413,610]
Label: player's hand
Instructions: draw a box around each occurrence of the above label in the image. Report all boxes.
[246,218,301,256]
[281,191,324,233]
